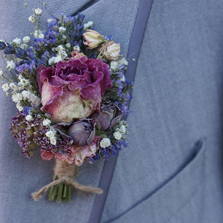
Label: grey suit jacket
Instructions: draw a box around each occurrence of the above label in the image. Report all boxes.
[0,0,223,222]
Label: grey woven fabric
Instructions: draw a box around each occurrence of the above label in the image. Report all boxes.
[1,0,223,223]
[101,0,223,222]
[0,0,140,223]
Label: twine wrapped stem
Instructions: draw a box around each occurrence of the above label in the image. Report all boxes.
[31,159,103,202]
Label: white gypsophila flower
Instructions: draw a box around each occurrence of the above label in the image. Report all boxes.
[120,120,127,126]
[19,78,29,87]
[56,45,64,52]
[120,75,125,82]
[59,51,67,59]
[113,131,122,140]
[100,138,111,148]
[25,114,33,122]
[20,44,28,50]
[21,90,31,99]
[29,94,41,105]
[46,130,55,138]
[12,93,22,103]
[62,35,67,40]
[84,21,93,30]
[38,33,44,39]
[59,27,66,33]
[66,43,71,48]
[2,83,9,92]
[50,137,57,145]
[48,55,63,65]
[119,58,128,66]
[54,55,63,63]
[6,60,16,70]
[50,127,57,135]
[23,36,30,44]
[34,30,44,38]
[9,83,17,90]
[43,119,51,126]
[18,75,23,80]
[73,45,80,51]
[34,8,42,16]
[34,30,40,38]
[12,38,21,46]
[119,125,126,134]
[47,18,53,23]
[16,102,23,111]
[28,15,36,23]
[0,70,4,78]
[110,61,119,71]
[48,57,55,65]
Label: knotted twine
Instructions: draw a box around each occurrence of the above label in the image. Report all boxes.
[31,159,103,201]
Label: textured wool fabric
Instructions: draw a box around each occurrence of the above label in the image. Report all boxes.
[0,0,140,223]
[101,0,223,222]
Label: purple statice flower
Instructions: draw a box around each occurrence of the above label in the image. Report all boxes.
[70,13,85,47]
[26,48,35,60]
[47,17,58,28]
[23,106,32,115]
[16,60,35,73]
[104,35,114,41]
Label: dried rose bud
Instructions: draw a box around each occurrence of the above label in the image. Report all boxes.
[94,101,123,131]
[68,120,95,146]
[104,41,120,60]
[83,29,104,49]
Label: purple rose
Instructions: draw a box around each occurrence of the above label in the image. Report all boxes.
[37,56,112,123]
[68,119,95,146]
[93,101,123,130]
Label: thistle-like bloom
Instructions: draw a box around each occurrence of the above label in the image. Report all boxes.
[104,41,120,60]
[83,29,104,49]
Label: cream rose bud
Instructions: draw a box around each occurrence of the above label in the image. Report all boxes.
[104,41,121,60]
[34,8,42,16]
[83,29,104,49]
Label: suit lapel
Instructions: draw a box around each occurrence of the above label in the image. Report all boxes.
[88,0,154,222]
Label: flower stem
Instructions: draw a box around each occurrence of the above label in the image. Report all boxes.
[48,175,57,201]
[56,183,64,203]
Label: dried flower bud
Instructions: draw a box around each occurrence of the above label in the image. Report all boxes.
[68,120,95,146]
[94,101,123,130]
[83,29,104,49]
[104,41,120,60]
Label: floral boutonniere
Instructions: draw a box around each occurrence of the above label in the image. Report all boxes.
[0,6,132,202]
